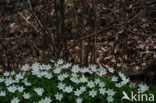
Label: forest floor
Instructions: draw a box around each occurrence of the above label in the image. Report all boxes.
[0,0,156,85]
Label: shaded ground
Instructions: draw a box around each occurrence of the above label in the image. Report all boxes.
[0,0,156,84]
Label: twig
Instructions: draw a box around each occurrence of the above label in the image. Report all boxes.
[17,12,40,33]
[27,0,44,29]
[27,0,56,56]
[126,9,156,24]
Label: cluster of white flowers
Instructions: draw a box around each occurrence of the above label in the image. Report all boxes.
[115,71,130,88]
[0,59,152,103]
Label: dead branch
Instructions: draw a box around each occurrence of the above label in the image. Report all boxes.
[17,12,41,33]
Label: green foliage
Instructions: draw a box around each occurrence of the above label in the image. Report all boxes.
[0,61,155,103]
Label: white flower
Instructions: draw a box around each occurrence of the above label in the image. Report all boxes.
[5,78,14,86]
[71,65,79,73]
[32,68,40,76]
[73,78,80,84]
[38,97,52,103]
[44,73,53,79]
[55,92,63,101]
[64,85,73,93]
[22,64,30,71]
[80,75,88,83]
[57,59,64,65]
[61,63,72,69]
[43,97,52,103]
[111,76,118,82]
[71,73,78,78]
[99,82,105,88]
[80,67,89,73]
[57,82,65,90]
[41,71,48,76]
[80,86,86,92]
[23,78,31,86]
[118,72,125,78]
[54,68,61,74]
[89,90,97,98]
[70,77,76,82]
[11,97,20,103]
[31,62,40,71]
[87,80,95,88]
[23,92,31,99]
[0,77,4,83]
[40,64,46,70]
[90,64,97,72]
[121,77,130,85]
[34,88,44,96]
[138,83,149,93]
[15,73,25,81]
[98,68,107,76]
[58,74,65,81]
[70,77,80,84]
[62,73,69,78]
[76,97,83,103]
[108,68,115,73]
[107,96,114,103]
[38,99,46,103]
[36,72,42,78]
[44,64,51,70]
[99,88,106,95]
[3,71,10,76]
[88,70,93,74]
[50,59,55,63]
[17,86,25,92]
[95,78,101,85]
[0,91,6,96]
[10,71,16,76]
[7,85,17,93]
[115,83,123,88]
[107,89,116,96]
[74,89,82,96]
